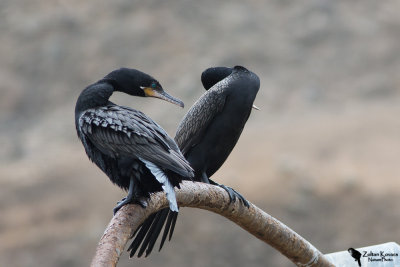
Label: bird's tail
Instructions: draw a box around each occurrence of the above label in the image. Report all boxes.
[132,159,183,257]
[141,159,178,212]
[128,209,178,257]
[357,258,361,267]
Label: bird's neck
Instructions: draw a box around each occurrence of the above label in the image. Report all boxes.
[75,80,115,115]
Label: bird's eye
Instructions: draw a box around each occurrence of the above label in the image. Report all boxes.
[151,82,156,88]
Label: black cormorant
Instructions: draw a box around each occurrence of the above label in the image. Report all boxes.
[75,68,194,214]
[128,66,260,257]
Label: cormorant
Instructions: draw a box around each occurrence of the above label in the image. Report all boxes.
[75,68,194,214]
[128,66,260,257]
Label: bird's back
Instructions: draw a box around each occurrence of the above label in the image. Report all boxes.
[175,67,259,179]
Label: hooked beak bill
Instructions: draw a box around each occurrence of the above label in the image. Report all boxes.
[142,87,184,108]
[252,104,260,111]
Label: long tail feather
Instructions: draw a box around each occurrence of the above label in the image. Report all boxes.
[137,211,164,257]
[129,159,182,257]
[169,212,178,241]
[159,211,178,251]
[145,209,170,256]
[128,213,157,257]
[128,209,179,257]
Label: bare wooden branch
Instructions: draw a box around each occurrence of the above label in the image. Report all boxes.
[91,181,335,267]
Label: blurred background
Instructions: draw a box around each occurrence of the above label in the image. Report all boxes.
[1,0,400,266]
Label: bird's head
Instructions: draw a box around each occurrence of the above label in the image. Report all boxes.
[201,66,260,110]
[201,67,233,90]
[105,68,184,107]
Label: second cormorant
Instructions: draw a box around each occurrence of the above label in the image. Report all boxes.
[128,65,260,257]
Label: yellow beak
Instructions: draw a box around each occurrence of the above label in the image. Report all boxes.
[142,87,184,108]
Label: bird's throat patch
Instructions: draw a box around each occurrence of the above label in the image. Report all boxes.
[143,87,156,97]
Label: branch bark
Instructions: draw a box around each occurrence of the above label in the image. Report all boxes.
[91,181,334,267]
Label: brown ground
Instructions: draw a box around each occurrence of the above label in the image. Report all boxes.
[1,1,400,266]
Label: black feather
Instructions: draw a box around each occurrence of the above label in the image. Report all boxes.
[128,213,157,257]
[75,68,193,222]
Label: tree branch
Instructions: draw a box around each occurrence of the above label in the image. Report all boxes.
[91,181,334,267]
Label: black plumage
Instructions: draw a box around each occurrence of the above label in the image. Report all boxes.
[128,66,260,257]
[75,68,194,214]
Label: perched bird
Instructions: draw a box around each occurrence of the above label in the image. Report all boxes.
[128,65,260,257]
[75,68,194,215]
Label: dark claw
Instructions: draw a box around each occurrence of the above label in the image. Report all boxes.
[116,197,127,205]
[113,198,129,215]
[113,205,122,216]
[219,184,236,202]
[218,184,250,208]
[233,189,250,208]
[113,197,132,215]
[113,197,147,215]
